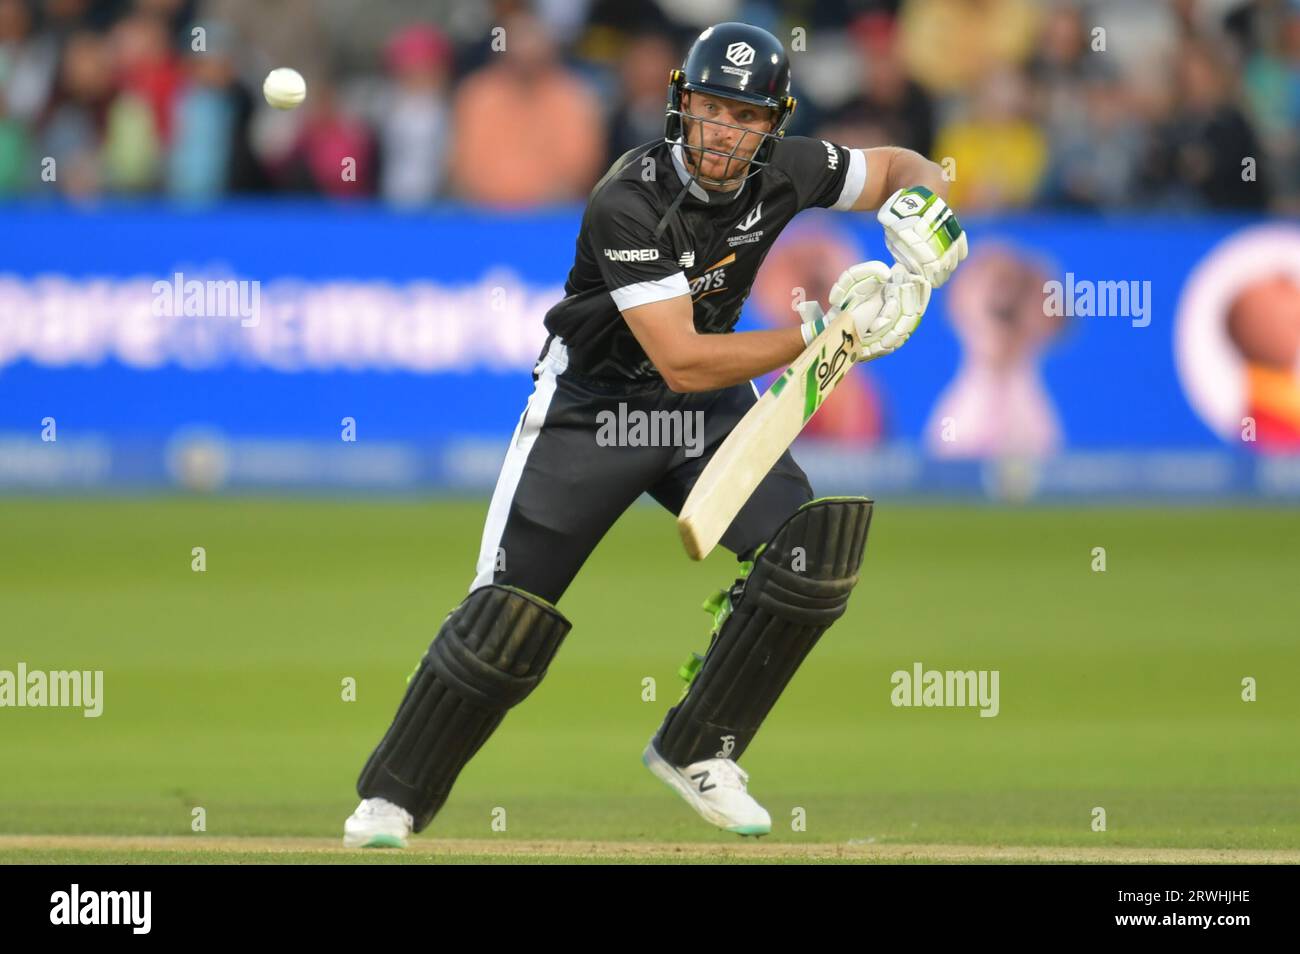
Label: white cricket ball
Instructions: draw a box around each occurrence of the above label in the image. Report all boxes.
[263,67,307,110]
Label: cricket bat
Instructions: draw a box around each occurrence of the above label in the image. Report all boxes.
[677,305,858,561]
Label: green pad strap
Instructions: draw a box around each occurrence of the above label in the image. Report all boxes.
[702,587,730,635]
[676,557,759,699]
[678,651,704,684]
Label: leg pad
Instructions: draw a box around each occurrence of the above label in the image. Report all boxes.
[357,584,571,832]
[654,497,873,766]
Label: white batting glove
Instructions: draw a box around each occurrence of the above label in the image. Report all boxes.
[827,261,931,362]
[877,186,968,288]
[795,262,890,346]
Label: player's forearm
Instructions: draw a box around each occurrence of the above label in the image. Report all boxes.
[885,147,949,201]
[664,326,806,393]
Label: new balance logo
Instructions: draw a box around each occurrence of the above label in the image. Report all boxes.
[604,248,660,262]
[735,203,763,232]
[678,250,695,268]
[690,770,716,793]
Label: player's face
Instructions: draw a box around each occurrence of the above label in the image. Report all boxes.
[680,91,777,190]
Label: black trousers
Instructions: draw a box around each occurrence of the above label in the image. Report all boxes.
[469,336,814,604]
[354,336,820,821]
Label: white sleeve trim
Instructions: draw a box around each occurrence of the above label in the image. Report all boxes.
[830,148,868,211]
[609,271,691,311]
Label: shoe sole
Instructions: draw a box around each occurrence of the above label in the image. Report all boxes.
[342,831,407,849]
[642,741,771,836]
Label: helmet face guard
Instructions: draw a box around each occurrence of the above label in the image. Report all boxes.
[665,70,797,190]
[662,23,797,192]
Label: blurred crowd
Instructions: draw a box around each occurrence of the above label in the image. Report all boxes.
[0,0,1296,211]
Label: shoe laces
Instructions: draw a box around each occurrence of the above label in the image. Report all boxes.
[360,798,412,824]
[704,758,749,792]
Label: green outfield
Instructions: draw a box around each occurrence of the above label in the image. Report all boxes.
[1,498,1297,865]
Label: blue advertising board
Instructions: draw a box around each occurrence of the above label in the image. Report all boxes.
[2,202,1298,497]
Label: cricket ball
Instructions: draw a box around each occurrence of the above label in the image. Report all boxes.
[263,67,307,110]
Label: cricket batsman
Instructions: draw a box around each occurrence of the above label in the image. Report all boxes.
[344,21,967,846]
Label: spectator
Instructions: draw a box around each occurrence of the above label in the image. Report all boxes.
[1143,37,1271,210]
[1039,70,1145,210]
[134,0,200,38]
[0,97,31,194]
[167,21,264,200]
[448,0,533,82]
[378,24,453,205]
[1243,1,1300,209]
[1080,0,1183,92]
[932,69,1047,211]
[39,30,114,196]
[604,31,676,165]
[199,0,330,86]
[273,80,376,197]
[0,0,59,124]
[450,12,604,206]
[898,0,1040,97]
[0,0,1286,211]
[582,0,677,38]
[1026,2,1091,144]
[0,0,47,194]
[817,12,934,155]
[100,12,181,191]
[109,11,183,142]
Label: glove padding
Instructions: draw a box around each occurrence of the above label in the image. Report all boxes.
[877,186,968,288]
[823,261,930,362]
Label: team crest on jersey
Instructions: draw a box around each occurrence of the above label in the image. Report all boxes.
[735,202,763,232]
[727,202,764,247]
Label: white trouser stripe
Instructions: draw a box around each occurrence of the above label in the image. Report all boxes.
[469,337,568,593]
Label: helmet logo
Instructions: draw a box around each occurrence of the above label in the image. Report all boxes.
[725,42,755,67]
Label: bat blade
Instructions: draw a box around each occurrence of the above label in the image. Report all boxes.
[677,308,858,560]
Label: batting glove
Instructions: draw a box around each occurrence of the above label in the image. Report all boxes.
[827,261,931,362]
[877,186,968,288]
[792,264,890,348]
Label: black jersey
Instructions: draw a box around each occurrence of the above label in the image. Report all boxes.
[541,136,867,384]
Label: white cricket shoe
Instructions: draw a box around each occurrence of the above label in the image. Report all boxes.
[342,796,413,848]
[642,739,771,836]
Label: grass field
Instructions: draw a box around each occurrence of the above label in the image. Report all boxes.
[1,498,1297,865]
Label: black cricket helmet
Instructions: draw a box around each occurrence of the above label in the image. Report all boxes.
[664,22,797,188]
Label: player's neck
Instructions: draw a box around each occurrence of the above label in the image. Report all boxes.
[669,139,748,205]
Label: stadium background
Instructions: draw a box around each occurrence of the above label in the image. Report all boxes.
[1,0,1298,862]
